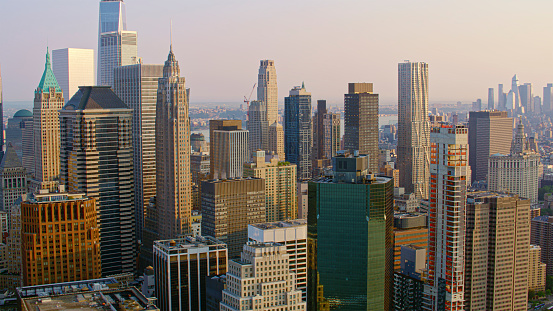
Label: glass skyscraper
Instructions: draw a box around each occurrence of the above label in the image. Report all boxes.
[307,153,394,311]
[284,83,312,180]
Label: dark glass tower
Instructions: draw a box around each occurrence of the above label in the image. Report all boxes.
[0,64,4,157]
[284,83,312,180]
[308,153,394,311]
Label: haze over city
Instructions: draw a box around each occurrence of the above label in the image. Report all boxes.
[1,0,552,105]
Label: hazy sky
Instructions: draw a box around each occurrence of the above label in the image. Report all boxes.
[1,0,552,106]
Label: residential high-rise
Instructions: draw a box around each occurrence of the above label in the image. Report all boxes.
[528,245,546,292]
[114,63,164,243]
[247,100,268,154]
[268,122,285,160]
[531,216,553,276]
[488,123,541,203]
[220,243,306,311]
[248,219,307,299]
[487,87,494,109]
[424,125,469,311]
[209,120,249,179]
[468,110,512,183]
[33,49,64,191]
[153,236,228,311]
[308,153,394,311]
[21,188,101,286]
[257,60,278,126]
[97,0,138,87]
[5,110,32,159]
[543,83,553,113]
[393,245,426,311]
[0,144,27,212]
[201,178,265,258]
[244,150,297,222]
[52,48,95,101]
[284,84,312,180]
[464,192,530,310]
[60,86,135,276]
[397,61,429,199]
[344,83,379,173]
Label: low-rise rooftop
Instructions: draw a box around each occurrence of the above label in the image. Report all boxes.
[153,236,227,254]
[250,219,306,230]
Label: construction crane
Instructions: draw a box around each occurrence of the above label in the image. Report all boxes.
[244,83,256,121]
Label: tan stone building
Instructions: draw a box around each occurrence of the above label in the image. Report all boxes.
[209,120,249,179]
[464,192,530,311]
[528,244,546,292]
[268,122,285,160]
[244,151,297,222]
[21,188,101,286]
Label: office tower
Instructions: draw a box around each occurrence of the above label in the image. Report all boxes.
[487,87,494,109]
[33,49,64,191]
[312,100,340,169]
[534,96,542,114]
[393,213,427,271]
[519,82,533,112]
[308,153,394,310]
[284,84,312,180]
[344,83,379,173]
[257,60,278,126]
[114,63,163,243]
[498,84,506,111]
[201,178,265,258]
[97,0,138,87]
[244,151,297,222]
[52,48,94,101]
[0,144,27,211]
[528,245,546,292]
[424,125,469,311]
[313,100,327,160]
[191,152,210,185]
[488,123,541,203]
[543,83,553,113]
[506,90,515,110]
[511,74,520,109]
[209,120,248,179]
[468,111,512,183]
[268,122,285,160]
[393,245,426,311]
[531,216,553,276]
[220,243,306,311]
[248,219,307,299]
[153,236,227,311]
[397,61,430,199]
[297,182,308,219]
[60,86,135,276]
[464,192,530,310]
[5,110,32,159]
[21,188,101,286]
[247,100,268,154]
[206,275,226,311]
[471,99,482,111]
[20,114,33,177]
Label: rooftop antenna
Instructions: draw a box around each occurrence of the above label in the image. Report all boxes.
[170,19,173,52]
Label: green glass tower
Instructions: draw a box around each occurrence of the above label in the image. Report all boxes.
[308,153,394,311]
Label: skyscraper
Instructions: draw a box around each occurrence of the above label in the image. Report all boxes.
[114,63,164,243]
[531,216,553,276]
[397,61,429,199]
[519,82,533,112]
[424,125,469,311]
[52,48,95,101]
[21,114,33,177]
[313,100,340,175]
[511,74,520,110]
[285,84,312,180]
[21,188,101,286]
[60,86,135,276]
[0,144,27,212]
[97,0,138,87]
[344,83,379,173]
[464,192,530,310]
[543,83,553,113]
[33,49,64,191]
[247,100,268,154]
[528,245,546,292]
[487,87,494,109]
[308,153,394,311]
[468,110,512,183]
[257,60,278,127]
[498,84,506,111]
[268,122,285,160]
[153,47,191,243]
[209,120,248,179]
[5,110,32,159]
[0,64,4,155]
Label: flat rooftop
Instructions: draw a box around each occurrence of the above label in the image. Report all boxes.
[250,219,306,230]
[314,175,392,185]
[154,236,227,253]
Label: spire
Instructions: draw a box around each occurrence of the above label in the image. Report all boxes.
[37,47,62,94]
[302,81,305,89]
[170,20,173,53]
[510,121,526,154]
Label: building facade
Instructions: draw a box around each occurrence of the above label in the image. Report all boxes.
[344,83,379,173]
[153,236,228,311]
[248,219,307,299]
[468,110,512,183]
[60,86,135,276]
[0,144,27,212]
[52,48,95,101]
[244,151,297,222]
[393,213,427,271]
[5,110,33,160]
[268,122,285,160]
[424,125,469,311]
[209,120,249,179]
[201,178,266,258]
[257,60,278,128]
[21,189,101,286]
[308,153,394,311]
[97,0,138,87]
[247,100,268,154]
[528,245,546,292]
[531,216,553,276]
[284,84,312,180]
[114,63,164,243]
[393,245,426,311]
[220,243,306,311]
[313,100,340,175]
[464,192,530,310]
[397,61,429,199]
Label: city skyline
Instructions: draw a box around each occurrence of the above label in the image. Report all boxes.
[1,1,552,104]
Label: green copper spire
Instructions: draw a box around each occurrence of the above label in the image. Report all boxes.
[36,47,62,94]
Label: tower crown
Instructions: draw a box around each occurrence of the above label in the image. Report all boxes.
[36,48,62,94]
[163,46,180,78]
